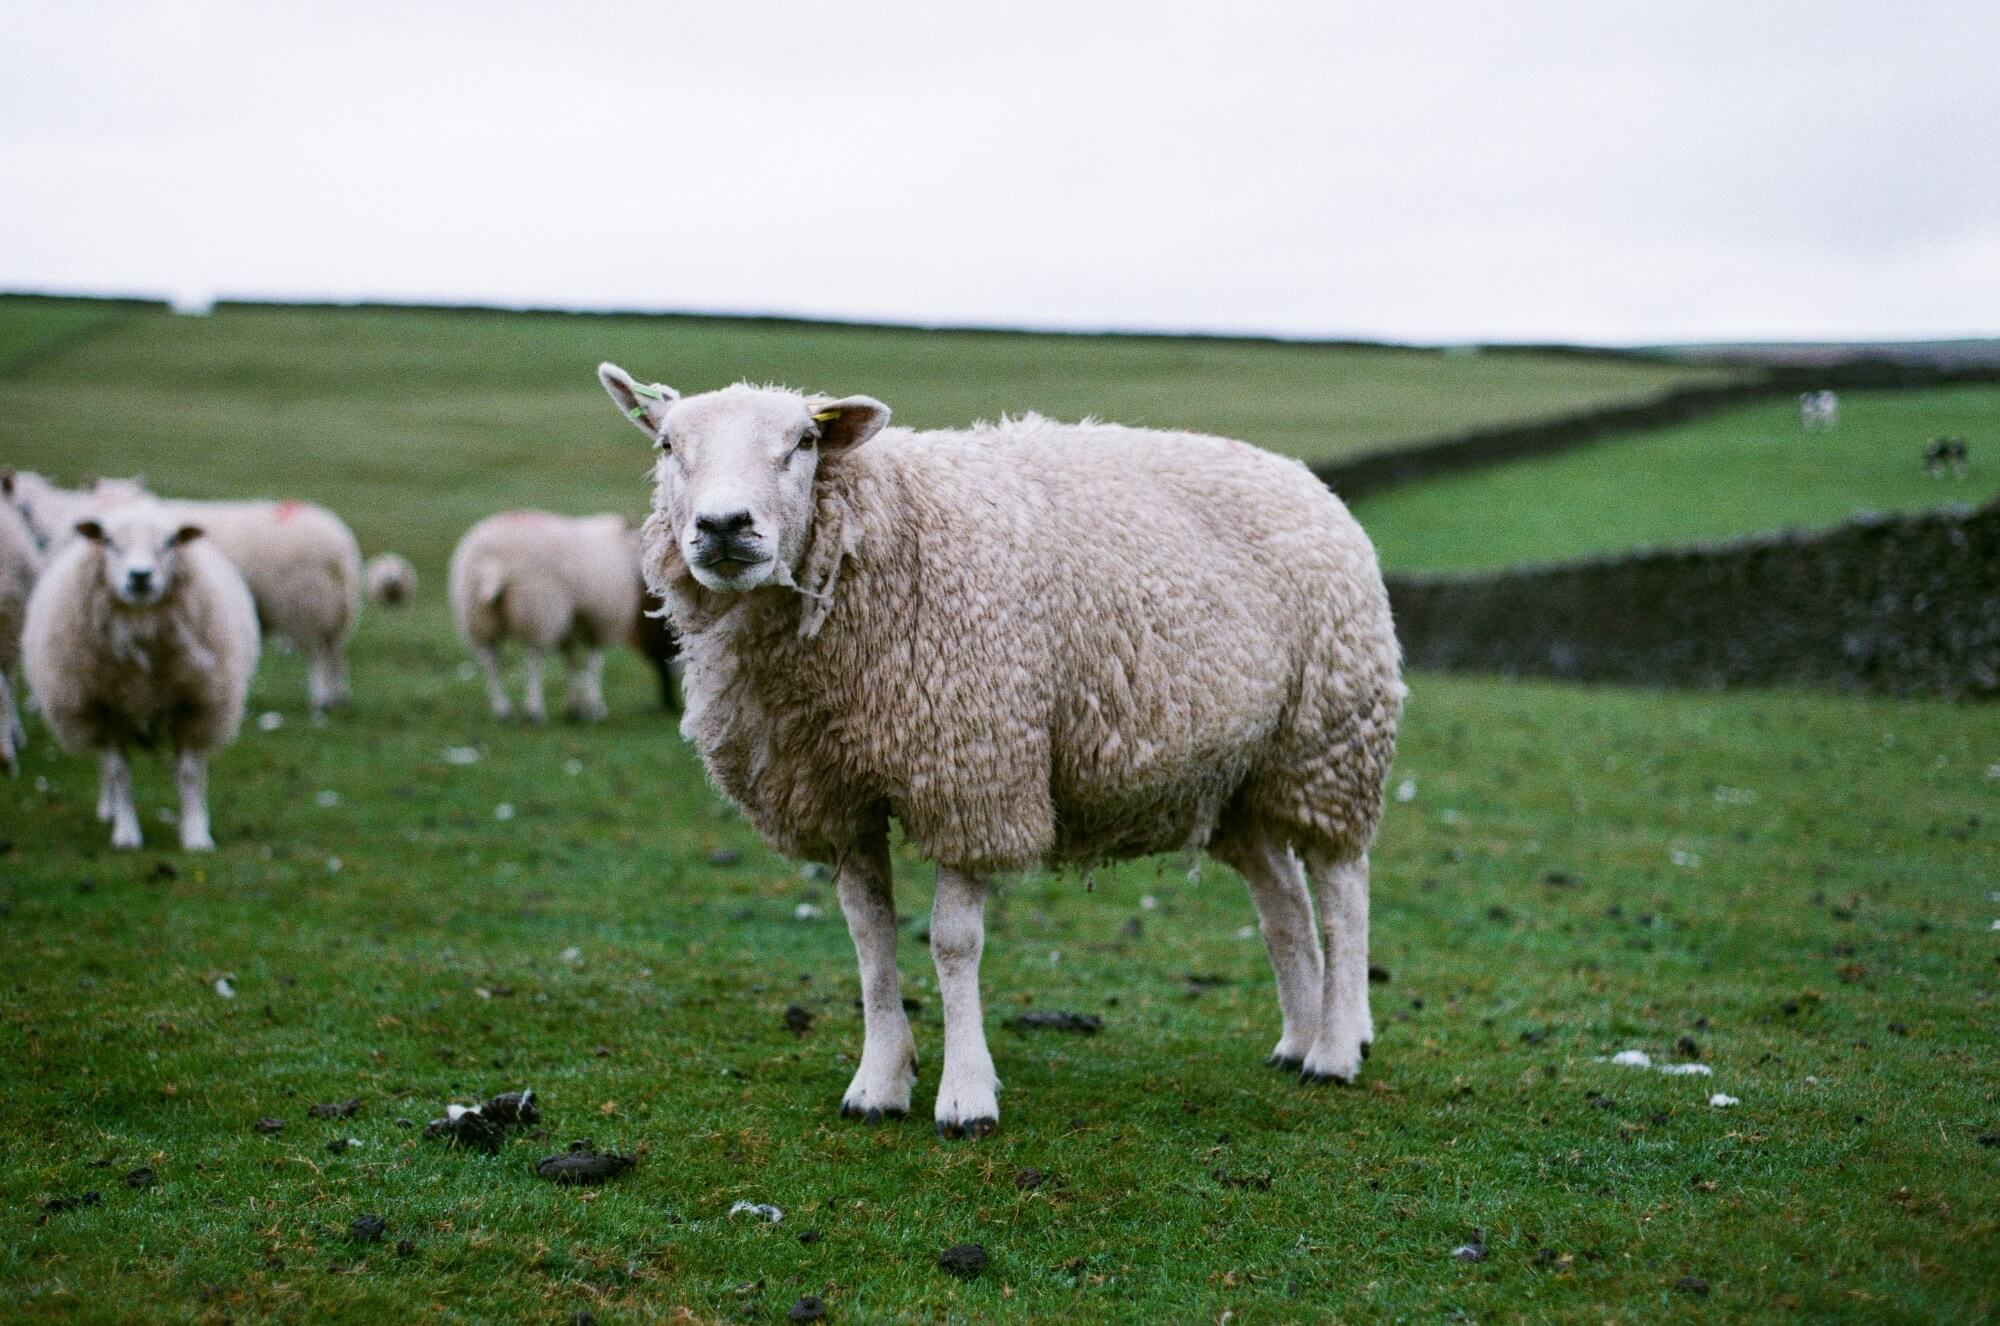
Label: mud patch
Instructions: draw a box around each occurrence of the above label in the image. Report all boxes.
[534,1144,636,1186]
[938,1243,988,1278]
[1005,1011,1102,1035]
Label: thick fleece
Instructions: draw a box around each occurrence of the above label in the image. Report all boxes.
[646,411,1402,874]
[23,501,259,849]
[0,484,42,773]
[447,511,642,723]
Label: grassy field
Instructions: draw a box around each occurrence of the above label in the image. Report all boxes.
[1355,385,2000,573]
[3,300,1996,1323]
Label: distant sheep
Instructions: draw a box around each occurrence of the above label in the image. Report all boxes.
[1924,436,1969,478]
[447,511,641,723]
[9,474,361,714]
[600,365,1403,1137]
[0,471,43,774]
[22,498,259,850]
[1798,389,1839,431]
[365,552,418,606]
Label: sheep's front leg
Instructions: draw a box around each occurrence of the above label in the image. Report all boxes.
[0,671,22,776]
[306,646,337,716]
[101,748,142,850]
[175,748,214,851]
[931,867,999,1138]
[521,651,549,724]
[1299,850,1372,1083]
[837,836,916,1121]
[564,648,608,723]
[473,645,513,720]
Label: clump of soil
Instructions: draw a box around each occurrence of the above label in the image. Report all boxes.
[124,1167,155,1189]
[423,1089,539,1151]
[534,1143,636,1186]
[1014,1167,1047,1190]
[938,1243,988,1278]
[1005,1011,1102,1034]
[37,1191,101,1224]
[783,1005,815,1035]
[481,1090,540,1127]
[253,1118,286,1135]
[1212,1168,1272,1191]
[350,1214,386,1243]
[788,1296,826,1322]
[308,1097,361,1119]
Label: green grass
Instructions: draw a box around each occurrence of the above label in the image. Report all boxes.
[1355,385,2000,574]
[3,299,1995,1322]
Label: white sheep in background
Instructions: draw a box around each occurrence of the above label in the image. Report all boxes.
[0,471,44,774]
[8,474,361,714]
[600,365,1404,1137]
[6,470,106,552]
[22,498,259,850]
[447,511,640,723]
[1798,389,1840,431]
[364,552,418,607]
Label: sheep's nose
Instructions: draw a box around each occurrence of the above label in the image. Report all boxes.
[694,510,755,538]
[126,567,153,592]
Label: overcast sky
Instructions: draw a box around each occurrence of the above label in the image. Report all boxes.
[3,2,1994,344]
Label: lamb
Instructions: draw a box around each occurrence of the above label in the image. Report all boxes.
[365,552,418,606]
[22,497,259,850]
[599,365,1404,1138]
[0,471,44,774]
[447,511,642,723]
[9,474,361,714]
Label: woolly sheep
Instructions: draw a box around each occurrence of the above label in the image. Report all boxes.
[599,365,1404,1137]
[10,474,361,714]
[22,498,259,850]
[365,552,418,606]
[447,511,641,723]
[0,471,43,774]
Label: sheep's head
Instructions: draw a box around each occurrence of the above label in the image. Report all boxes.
[599,365,888,594]
[75,501,203,607]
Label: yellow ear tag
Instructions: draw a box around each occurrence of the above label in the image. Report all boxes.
[813,410,839,421]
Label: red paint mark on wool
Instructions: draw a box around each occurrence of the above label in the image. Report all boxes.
[273,500,303,522]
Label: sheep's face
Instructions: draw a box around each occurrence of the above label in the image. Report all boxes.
[76,504,203,607]
[599,367,889,594]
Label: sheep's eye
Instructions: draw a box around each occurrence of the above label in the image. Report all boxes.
[790,431,818,461]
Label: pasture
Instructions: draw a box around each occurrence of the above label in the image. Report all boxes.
[2,300,1995,1323]
[1356,384,2000,573]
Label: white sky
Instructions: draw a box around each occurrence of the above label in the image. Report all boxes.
[3,1,1995,343]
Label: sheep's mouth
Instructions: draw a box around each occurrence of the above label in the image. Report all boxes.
[688,545,774,591]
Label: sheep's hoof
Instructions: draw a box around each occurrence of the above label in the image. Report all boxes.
[839,1102,906,1124]
[935,1116,998,1141]
[1268,1054,1304,1072]
[1300,1068,1357,1087]
[1359,1042,1372,1061]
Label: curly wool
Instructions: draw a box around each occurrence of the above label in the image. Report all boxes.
[644,412,1403,874]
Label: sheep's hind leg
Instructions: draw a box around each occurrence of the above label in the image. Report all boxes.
[564,648,608,723]
[1213,831,1323,1070]
[1298,850,1373,1083]
[176,748,214,851]
[521,651,549,724]
[931,867,999,1138]
[837,834,917,1121]
[306,645,337,716]
[101,748,142,850]
[0,671,21,776]
[473,645,513,720]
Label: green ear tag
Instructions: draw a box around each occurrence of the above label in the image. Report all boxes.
[634,384,665,401]
[627,405,647,421]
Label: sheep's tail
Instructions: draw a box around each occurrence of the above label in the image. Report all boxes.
[473,558,507,607]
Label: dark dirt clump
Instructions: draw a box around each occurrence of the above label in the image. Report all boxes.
[783,1004,815,1034]
[1005,1011,1102,1034]
[1212,1168,1272,1191]
[1675,1035,1701,1059]
[1015,1167,1046,1190]
[1676,1276,1711,1296]
[534,1143,636,1186]
[395,1239,417,1257]
[308,1097,361,1119]
[788,1296,826,1322]
[350,1214,386,1243]
[797,1228,822,1244]
[1368,964,1393,984]
[253,1118,285,1135]
[481,1090,539,1126]
[124,1167,154,1189]
[938,1243,988,1278]
[37,1191,101,1223]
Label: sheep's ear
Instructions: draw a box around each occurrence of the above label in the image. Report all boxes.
[599,363,678,440]
[809,396,890,453]
[75,519,106,543]
[1,467,13,497]
[169,524,203,546]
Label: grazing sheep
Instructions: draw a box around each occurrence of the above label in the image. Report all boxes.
[0,471,43,774]
[447,511,641,723]
[22,498,259,850]
[632,584,683,711]
[9,475,361,714]
[1798,389,1840,431]
[1924,436,1970,478]
[365,552,418,606]
[599,365,1404,1137]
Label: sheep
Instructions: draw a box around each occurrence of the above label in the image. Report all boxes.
[1798,389,1840,431]
[0,471,44,775]
[22,497,259,850]
[447,511,642,723]
[365,552,418,606]
[8,474,361,714]
[599,365,1404,1138]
